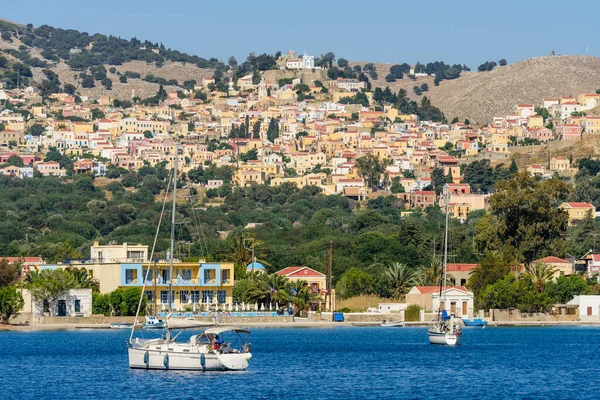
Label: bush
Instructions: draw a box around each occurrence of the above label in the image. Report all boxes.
[336,307,351,313]
[92,292,111,315]
[405,304,422,321]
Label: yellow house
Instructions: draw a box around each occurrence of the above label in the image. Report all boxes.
[532,256,573,278]
[527,115,544,129]
[585,116,600,134]
[40,242,235,311]
[550,157,570,172]
[72,122,94,134]
[559,202,596,226]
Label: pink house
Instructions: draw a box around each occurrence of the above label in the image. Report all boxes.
[556,124,582,141]
[529,128,553,143]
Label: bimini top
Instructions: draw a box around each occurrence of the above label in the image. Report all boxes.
[205,327,250,335]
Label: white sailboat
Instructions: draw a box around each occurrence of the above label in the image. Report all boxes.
[427,196,462,346]
[127,146,253,370]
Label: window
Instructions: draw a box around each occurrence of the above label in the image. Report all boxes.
[160,269,170,283]
[127,251,145,261]
[143,269,153,283]
[145,290,154,302]
[217,290,226,304]
[204,269,213,283]
[222,270,230,284]
[181,269,192,281]
[180,290,190,304]
[202,290,214,304]
[161,290,169,304]
[191,290,200,303]
[125,269,137,284]
[74,300,81,313]
[98,251,103,263]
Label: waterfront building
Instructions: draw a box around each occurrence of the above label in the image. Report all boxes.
[39,242,235,312]
[406,286,474,318]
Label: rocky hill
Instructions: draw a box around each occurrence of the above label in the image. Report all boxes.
[359,56,600,124]
[0,19,217,100]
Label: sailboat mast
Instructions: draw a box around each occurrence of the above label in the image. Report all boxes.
[168,145,178,313]
[442,194,449,306]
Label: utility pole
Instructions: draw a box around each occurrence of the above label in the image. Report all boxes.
[328,240,333,311]
[251,237,255,274]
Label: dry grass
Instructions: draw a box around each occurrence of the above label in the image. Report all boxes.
[352,56,600,124]
[336,294,400,312]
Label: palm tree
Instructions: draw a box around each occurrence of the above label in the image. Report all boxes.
[523,263,557,292]
[416,259,453,286]
[287,280,320,316]
[222,231,270,271]
[245,273,289,306]
[383,263,416,298]
[66,267,99,292]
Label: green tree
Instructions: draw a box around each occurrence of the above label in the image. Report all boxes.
[545,274,588,304]
[382,263,415,298]
[476,173,570,262]
[468,251,511,304]
[523,263,557,293]
[430,167,447,195]
[0,259,21,287]
[23,269,77,315]
[0,286,24,324]
[266,118,279,143]
[6,155,24,167]
[335,267,375,299]
[356,153,387,190]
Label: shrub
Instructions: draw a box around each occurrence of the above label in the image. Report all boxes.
[405,304,422,321]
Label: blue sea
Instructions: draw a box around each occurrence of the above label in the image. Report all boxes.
[2,326,598,399]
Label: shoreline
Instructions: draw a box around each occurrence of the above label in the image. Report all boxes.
[2,319,600,331]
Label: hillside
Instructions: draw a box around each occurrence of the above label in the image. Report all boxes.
[0,19,218,99]
[359,56,600,124]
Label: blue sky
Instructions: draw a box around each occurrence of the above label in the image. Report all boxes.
[3,0,599,68]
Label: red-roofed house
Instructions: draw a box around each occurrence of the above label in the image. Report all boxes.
[532,256,572,277]
[406,286,474,317]
[556,124,582,141]
[447,263,479,286]
[560,202,596,226]
[276,266,327,304]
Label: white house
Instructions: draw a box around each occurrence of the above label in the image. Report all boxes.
[22,288,93,317]
[406,286,473,317]
[567,295,600,321]
[432,287,474,318]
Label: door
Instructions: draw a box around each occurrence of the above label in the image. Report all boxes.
[587,306,593,316]
[58,300,67,317]
[451,302,457,315]
[462,301,468,316]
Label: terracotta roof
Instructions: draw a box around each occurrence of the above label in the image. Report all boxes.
[412,286,469,294]
[563,202,594,208]
[533,256,570,264]
[446,263,478,272]
[275,266,325,278]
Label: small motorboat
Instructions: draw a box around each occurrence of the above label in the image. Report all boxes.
[381,320,405,327]
[110,322,134,329]
[142,316,167,329]
[462,318,488,327]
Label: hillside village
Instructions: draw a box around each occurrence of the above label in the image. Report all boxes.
[0,48,599,225]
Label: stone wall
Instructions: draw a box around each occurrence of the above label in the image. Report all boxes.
[490,309,578,322]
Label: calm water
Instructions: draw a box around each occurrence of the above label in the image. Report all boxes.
[2,326,599,399]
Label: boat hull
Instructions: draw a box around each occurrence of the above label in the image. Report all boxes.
[128,347,251,371]
[462,319,488,327]
[381,322,405,327]
[428,330,461,346]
